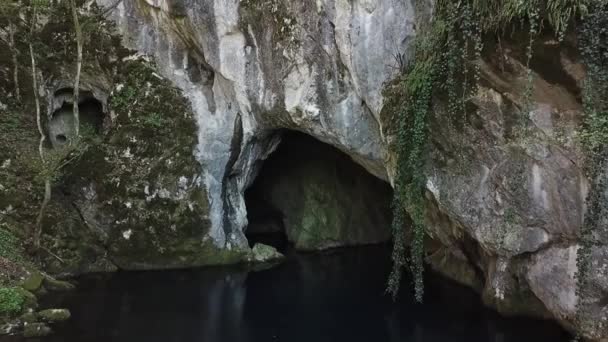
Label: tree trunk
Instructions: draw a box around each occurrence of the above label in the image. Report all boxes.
[70,0,82,140]
[30,42,45,163]
[8,20,20,102]
[29,5,49,250]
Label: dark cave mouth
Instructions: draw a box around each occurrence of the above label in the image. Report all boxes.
[244,130,394,253]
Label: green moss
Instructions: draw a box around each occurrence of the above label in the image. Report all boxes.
[50,56,216,269]
[109,236,247,270]
[250,244,284,263]
[293,181,345,250]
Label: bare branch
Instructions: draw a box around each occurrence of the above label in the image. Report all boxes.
[70,0,82,139]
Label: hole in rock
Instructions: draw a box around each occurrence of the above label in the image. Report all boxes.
[49,91,104,147]
[244,131,393,254]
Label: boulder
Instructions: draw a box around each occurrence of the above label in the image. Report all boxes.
[250,244,285,263]
[20,273,43,293]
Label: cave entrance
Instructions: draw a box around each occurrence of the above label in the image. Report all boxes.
[49,90,104,147]
[244,131,393,254]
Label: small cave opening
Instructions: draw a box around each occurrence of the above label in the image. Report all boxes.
[56,134,67,143]
[49,90,104,147]
[244,130,394,254]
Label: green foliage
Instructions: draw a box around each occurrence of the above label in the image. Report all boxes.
[471,0,588,35]
[140,112,168,129]
[578,3,608,152]
[388,19,446,301]
[0,287,25,316]
[388,0,594,302]
[109,60,179,131]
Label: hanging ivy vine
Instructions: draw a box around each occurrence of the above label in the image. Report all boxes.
[388,0,594,303]
[387,10,448,300]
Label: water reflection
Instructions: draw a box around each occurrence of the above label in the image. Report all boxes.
[2,245,570,342]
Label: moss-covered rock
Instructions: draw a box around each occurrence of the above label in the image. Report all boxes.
[19,312,37,324]
[20,273,44,293]
[38,309,70,323]
[13,288,37,312]
[23,322,52,338]
[52,57,233,270]
[250,244,284,263]
[0,1,242,275]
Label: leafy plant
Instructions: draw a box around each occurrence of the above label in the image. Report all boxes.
[0,287,25,316]
[140,112,167,129]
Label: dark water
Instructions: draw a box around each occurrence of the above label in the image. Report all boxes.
[4,245,570,342]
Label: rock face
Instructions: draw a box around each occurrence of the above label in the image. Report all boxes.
[41,58,246,273]
[412,35,607,339]
[6,0,599,340]
[246,131,392,250]
[96,0,414,251]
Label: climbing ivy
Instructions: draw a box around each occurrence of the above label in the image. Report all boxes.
[574,0,608,336]
[387,14,447,301]
[388,0,594,303]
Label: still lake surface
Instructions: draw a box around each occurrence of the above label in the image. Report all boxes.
[3,245,570,342]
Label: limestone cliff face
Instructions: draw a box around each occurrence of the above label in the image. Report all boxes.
[89,0,606,339]
[97,0,413,249]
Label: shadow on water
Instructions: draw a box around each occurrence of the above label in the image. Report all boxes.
[2,245,571,342]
